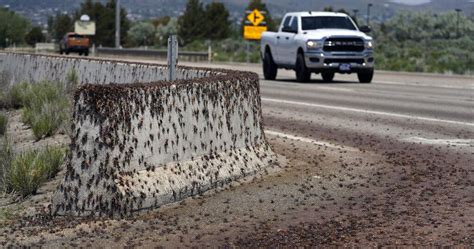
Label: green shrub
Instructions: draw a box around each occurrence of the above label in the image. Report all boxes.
[7,150,45,196]
[10,81,71,139]
[6,146,65,197]
[22,81,62,110]
[38,146,66,179]
[0,113,7,136]
[8,82,30,108]
[0,138,13,191]
[65,69,79,94]
[0,92,6,108]
[31,101,68,139]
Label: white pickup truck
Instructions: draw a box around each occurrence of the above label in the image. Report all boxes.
[261,11,374,83]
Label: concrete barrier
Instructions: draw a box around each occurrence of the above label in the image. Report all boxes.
[96,47,210,62]
[0,52,213,86]
[0,52,278,217]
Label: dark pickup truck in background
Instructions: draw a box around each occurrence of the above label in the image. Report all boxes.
[59,32,90,56]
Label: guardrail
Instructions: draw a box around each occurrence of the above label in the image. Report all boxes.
[35,43,56,53]
[96,47,211,62]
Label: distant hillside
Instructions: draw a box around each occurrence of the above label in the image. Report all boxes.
[1,0,472,26]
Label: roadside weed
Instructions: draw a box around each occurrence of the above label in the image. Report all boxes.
[5,146,66,197]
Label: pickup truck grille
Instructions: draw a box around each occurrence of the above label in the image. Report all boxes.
[323,38,365,52]
[324,58,364,64]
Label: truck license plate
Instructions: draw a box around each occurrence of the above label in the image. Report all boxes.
[339,64,351,71]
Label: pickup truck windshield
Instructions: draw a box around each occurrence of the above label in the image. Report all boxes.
[301,16,357,31]
[69,34,85,38]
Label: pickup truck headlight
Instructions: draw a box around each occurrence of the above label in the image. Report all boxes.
[365,41,374,49]
[306,40,319,50]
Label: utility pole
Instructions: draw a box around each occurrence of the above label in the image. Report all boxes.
[367,3,373,26]
[455,8,462,38]
[115,0,120,48]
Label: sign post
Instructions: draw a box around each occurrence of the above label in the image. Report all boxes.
[243,9,267,63]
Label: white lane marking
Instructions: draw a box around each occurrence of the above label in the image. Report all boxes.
[355,89,471,103]
[262,98,474,127]
[314,86,355,92]
[402,137,474,146]
[375,80,474,90]
[261,82,355,92]
[265,130,357,151]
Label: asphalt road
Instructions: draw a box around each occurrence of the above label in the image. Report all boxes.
[249,65,474,246]
[259,69,473,151]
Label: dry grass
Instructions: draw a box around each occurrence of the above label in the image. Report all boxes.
[8,81,71,139]
[4,146,66,197]
[0,113,7,136]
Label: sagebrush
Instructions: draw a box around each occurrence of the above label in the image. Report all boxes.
[5,146,66,197]
[0,113,7,136]
[0,138,13,191]
[8,81,71,139]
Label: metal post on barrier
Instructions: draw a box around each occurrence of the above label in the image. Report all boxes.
[208,45,212,63]
[167,35,178,81]
[115,0,121,48]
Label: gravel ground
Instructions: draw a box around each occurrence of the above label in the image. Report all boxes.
[0,108,473,247]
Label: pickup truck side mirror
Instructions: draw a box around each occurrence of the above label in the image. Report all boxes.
[359,26,371,33]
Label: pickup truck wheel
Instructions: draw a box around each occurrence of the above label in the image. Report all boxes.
[263,50,277,80]
[84,50,89,56]
[321,72,335,82]
[295,53,311,82]
[65,50,69,55]
[358,69,374,83]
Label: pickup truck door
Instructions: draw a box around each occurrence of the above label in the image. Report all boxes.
[273,16,292,64]
[279,16,298,65]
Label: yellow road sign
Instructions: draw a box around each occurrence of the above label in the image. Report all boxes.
[244,25,267,40]
[247,9,265,26]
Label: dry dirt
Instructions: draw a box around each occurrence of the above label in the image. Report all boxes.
[0,110,473,248]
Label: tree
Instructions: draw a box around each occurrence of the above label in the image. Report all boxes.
[242,0,276,33]
[323,6,358,26]
[127,22,156,47]
[204,2,231,40]
[371,11,474,74]
[74,0,130,46]
[323,6,334,12]
[151,16,171,28]
[178,0,232,44]
[25,27,45,46]
[155,17,178,47]
[0,7,30,47]
[47,0,130,46]
[178,0,206,45]
[48,13,73,42]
